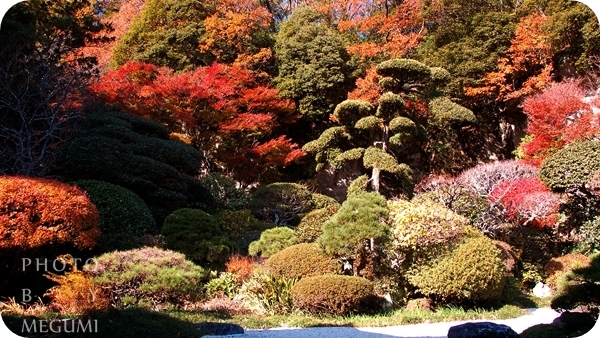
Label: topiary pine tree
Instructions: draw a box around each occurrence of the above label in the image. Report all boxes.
[302,58,475,197]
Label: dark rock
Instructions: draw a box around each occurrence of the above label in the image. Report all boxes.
[448,322,520,338]
[197,322,244,336]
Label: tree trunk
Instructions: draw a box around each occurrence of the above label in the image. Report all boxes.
[371,167,381,192]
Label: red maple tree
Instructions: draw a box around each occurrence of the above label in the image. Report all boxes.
[90,61,304,184]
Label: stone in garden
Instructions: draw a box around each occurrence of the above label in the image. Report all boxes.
[405,298,432,312]
[198,322,244,336]
[532,282,552,298]
[447,322,519,338]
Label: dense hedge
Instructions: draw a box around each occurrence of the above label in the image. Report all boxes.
[265,243,339,280]
[85,247,206,308]
[539,140,600,191]
[406,234,506,304]
[161,208,232,269]
[75,180,157,254]
[58,109,215,225]
[248,227,298,258]
[291,274,376,316]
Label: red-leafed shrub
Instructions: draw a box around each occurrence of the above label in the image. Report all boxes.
[0,176,100,251]
[489,177,561,228]
[0,176,100,293]
[226,255,257,284]
[519,80,599,166]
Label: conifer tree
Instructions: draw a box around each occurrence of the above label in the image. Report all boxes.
[303,58,475,196]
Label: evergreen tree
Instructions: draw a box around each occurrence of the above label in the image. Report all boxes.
[303,58,475,197]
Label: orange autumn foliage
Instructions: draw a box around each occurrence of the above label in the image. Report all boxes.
[465,13,553,103]
[0,176,100,251]
[225,255,256,284]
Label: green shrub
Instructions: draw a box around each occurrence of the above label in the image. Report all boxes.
[248,183,315,226]
[84,247,205,308]
[539,140,600,192]
[295,207,338,243]
[205,272,238,298]
[406,234,506,304]
[265,243,339,280]
[412,184,489,227]
[575,215,600,255]
[59,109,215,224]
[291,274,376,316]
[347,175,370,197]
[389,199,469,263]
[75,180,157,254]
[311,193,340,210]
[161,208,232,269]
[248,227,298,258]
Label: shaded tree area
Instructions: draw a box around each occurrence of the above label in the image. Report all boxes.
[0,0,112,176]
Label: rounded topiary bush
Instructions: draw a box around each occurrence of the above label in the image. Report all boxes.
[161,208,232,269]
[75,180,157,254]
[295,207,338,243]
[311,193,340,210]
[389,199,469,262]
[84,247,206,308]
[265,243,339,279]
[544,253,590,290]
[248,227,297,258]
[539,140,600,192]
[406,234,506,304]
[291,274,376,316]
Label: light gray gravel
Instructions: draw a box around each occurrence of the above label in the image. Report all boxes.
[203,308,572,338]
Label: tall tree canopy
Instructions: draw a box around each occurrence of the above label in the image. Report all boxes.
[90,61,304,185]
[273,7,355,122]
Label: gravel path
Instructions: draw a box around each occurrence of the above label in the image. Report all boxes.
[203,308,576,338]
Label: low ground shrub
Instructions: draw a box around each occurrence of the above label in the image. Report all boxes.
[45,256,110,314]
[406,234,506,305]
[75,180,157,254]
[311,193,340,210]
[551,253,600,316]
[205,272,238,298]
[265,243,339,280]
[162,208,232,269]
[235,272,298,315]
[226,255,257,284]
[248,227,298,258]
[84,247,206,308]
[291,274,376,316]
[295,207,338,243]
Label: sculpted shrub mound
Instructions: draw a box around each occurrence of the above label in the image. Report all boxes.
[75,180,157,254]
[406,234,506,304]
[248,183,315,226]
[0,176,100,251]
[162,208,232,269]
[85,247,205,308]
[539,140,600,192]
[389,199,469,263]
[265,243,339,280]
[248,227,298,258]
[291,274,376,316]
